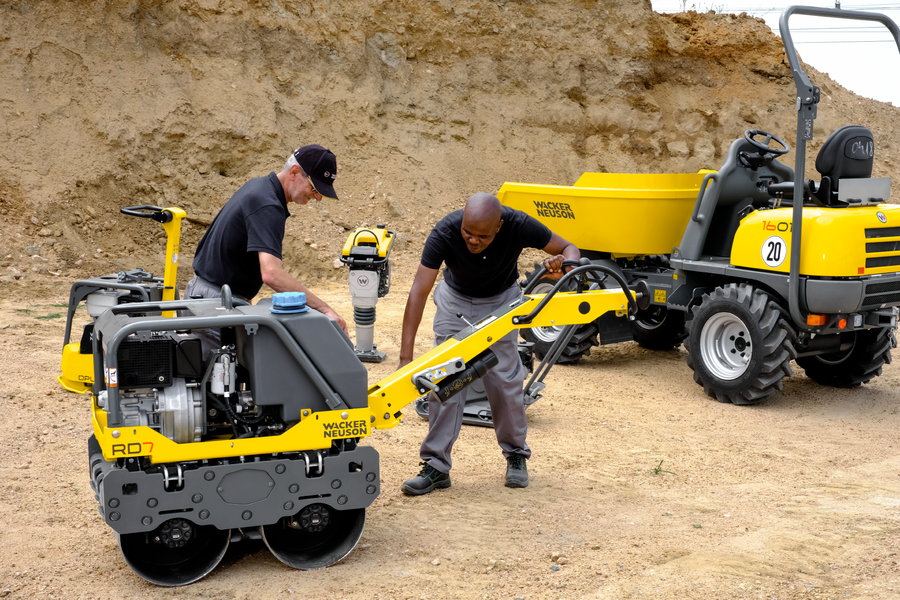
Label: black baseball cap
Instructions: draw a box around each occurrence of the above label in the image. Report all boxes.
[293,144,339,200]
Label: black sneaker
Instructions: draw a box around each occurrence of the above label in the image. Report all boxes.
[505,454,529,488]
[401,461,451,496]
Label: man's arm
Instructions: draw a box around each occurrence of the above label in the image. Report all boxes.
[399,264,440,368]
[258,251,348,333]
[540,232,580,279]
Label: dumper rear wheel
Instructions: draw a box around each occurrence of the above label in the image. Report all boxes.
[520,270,598,364]
[262,505,365,570]
[797,327,895,388]
[685,284,795,405]
[631,306,687,350]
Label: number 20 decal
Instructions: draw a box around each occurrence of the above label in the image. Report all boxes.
[761,235,786,268]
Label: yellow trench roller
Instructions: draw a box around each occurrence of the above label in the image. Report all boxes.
[87,278,634,586]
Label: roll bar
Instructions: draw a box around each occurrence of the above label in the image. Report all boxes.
[779,5,900,331]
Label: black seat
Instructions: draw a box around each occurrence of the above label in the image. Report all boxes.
[811,125,874,206]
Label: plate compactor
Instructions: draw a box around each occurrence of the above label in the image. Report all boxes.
[85,261,636,585]
[59,205,185,393]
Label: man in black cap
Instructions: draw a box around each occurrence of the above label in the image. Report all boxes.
[185,145,347,352]
[398,192,579,495]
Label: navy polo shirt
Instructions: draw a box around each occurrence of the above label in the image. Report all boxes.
[421,207,552,298]
[193,172,290,300]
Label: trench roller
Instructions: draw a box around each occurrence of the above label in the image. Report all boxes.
[84,261,636,585]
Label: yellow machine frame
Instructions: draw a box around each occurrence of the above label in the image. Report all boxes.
[340,225,394,260]
[731,205,900,277]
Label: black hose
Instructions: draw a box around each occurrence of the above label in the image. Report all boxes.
[206,392,240,439]
[516,261,637,325]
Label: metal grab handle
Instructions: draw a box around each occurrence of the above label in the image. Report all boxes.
[221,284,234,310]
[691,172,718,224]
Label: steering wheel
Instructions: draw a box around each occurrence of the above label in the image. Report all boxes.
[744,129,790,156]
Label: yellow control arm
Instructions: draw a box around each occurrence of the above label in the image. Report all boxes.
[367,286,634,428]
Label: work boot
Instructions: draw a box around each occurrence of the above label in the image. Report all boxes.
[401,461,451,496]
[505,454,529,488]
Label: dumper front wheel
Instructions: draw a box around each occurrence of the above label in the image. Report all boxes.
[520,270,598,364]
[797,327,895,388]
[685,284,795,405]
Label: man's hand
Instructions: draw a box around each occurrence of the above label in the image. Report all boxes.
[399,265,440,372]
[540,233,579,280]
[322,307,348,334]
[259,251,348,333]
[542,254,568,280]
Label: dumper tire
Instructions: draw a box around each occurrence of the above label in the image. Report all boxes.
[519,269,598,364]
[685,284,796,405]
[631,306,687,351]
[796,327,895,388]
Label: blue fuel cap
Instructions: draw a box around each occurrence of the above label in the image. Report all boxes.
[270,292,309,314]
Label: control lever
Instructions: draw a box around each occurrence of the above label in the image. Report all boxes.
[456,312,475,328]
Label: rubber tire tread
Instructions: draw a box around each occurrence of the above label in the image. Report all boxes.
[519,266,598,365]
[796,327,895,388]
[685,283,797,405]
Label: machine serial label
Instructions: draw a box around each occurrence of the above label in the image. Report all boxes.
[323,420,368,438]
[533,201,575,219]
[111,441,154,456]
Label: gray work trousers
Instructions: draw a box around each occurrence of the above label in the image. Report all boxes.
[182,276,227,357]
[420,282,531,474]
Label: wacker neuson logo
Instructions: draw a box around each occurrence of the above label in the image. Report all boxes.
[534,200,575,219]
[323,420,368,438]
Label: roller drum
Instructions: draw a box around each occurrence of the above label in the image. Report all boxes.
[118,520,230,586]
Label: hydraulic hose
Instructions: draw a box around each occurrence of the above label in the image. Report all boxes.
[515,260,638,325]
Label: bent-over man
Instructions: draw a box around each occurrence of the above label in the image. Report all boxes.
[185,145,348,354]
[398,192,579,495]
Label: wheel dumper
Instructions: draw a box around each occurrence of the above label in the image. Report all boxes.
[500,5,900,404]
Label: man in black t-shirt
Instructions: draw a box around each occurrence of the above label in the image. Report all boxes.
[185,145,347,353]
[399,192,579,495]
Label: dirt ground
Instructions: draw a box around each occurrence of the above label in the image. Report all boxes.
[2,1,900,598]
[1,267,898,600]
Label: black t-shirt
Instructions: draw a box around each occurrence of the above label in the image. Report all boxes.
[193,172,290,299]
[421,207,552,297]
